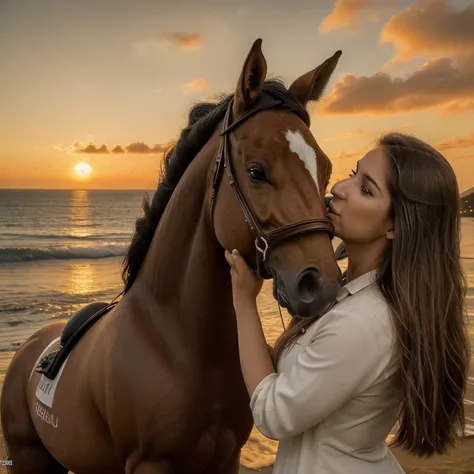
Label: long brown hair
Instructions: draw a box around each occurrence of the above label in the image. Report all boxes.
[272,132,471,457]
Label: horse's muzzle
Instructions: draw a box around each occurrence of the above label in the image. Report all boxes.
[273,266,338,319]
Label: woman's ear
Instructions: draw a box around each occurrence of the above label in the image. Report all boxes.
[386,228,394,240]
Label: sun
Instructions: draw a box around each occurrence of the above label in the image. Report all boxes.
[74,162,92,179]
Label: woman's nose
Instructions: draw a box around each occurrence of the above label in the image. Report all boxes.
[330,182,345,200]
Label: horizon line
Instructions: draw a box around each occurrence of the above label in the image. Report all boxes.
[0,187,156,192]
[1,186,473,195]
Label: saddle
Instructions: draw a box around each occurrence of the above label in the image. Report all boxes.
[36,299,119,380]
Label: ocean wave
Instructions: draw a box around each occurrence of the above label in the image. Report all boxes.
[0,292,119,320]
[0,303,39,314]
[0,244,127,262]
[0,343,22,352]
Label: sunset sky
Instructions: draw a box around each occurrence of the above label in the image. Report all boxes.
[1,0,473,192]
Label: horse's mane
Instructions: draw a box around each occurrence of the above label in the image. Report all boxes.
[122,80,310,292]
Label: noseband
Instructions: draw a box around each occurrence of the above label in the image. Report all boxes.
[209,93,335,279]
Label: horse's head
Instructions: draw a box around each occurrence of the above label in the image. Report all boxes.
[209,39,342,318]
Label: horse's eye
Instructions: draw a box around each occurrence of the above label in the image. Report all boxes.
[248,166,267,182]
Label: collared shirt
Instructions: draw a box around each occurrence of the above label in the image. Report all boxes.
[250,270,406,474]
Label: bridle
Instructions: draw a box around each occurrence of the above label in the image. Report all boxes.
[209,91,335,280]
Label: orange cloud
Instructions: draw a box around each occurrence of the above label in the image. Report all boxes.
[69,141,170,155]
[436,133,474,151]
[158,32,203,51]
[380,0,474,63]
[150,144,169,154]
[182,77,212,95]
[318,54,474,115]
[333,150,365,160]
[451,154,474,161]
[73,142,106,154]
[323,129,365,142]
[319,0,374,33]
[111,145,125,153]
[439,99,474,115]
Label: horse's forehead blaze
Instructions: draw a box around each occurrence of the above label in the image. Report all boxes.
[284,130,319,191]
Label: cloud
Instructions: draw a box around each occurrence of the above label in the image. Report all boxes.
[438,99,474,115]
[333,150,365,160]
[124,142,151,154]
[135,32,203,56]
[68,141,171,155]
[451,153,474,160]
[323,129,366,142]
[319,0,374,34]
[182,77,212,95]
[380,0,474,63]
[111,145,125,154]
[150,144,168,154]
[317,54,474,115]
[74,142,110,154]
[157,32,203,51]
[436,133,474,151]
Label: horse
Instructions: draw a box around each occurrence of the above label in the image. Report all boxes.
[1,39,342,474]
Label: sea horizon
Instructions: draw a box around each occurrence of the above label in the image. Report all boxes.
[1,185,474,193]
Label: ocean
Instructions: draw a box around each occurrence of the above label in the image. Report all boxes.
[0,189,473,469]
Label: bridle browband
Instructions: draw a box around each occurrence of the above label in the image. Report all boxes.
[209,91,335,279]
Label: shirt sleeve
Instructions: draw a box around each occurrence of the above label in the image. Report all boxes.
[249,307,391,440]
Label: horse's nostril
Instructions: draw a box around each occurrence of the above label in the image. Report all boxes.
[297,269,321,303]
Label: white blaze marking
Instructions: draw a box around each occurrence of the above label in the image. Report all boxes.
[285,130,319,190]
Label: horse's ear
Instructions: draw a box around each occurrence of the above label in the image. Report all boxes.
[289,50,342,107]
[233,38,267,117]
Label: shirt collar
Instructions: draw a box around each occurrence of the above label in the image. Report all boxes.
[335,269,378,302]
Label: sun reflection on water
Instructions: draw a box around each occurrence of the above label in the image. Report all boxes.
[65,262,99,296]
[69,189,93,238]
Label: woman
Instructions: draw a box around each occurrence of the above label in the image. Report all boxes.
[224,133,471,473]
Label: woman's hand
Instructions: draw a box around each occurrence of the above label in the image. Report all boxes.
[224,249,264,310]
[224,249,275,394]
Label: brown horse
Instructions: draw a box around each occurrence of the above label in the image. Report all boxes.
[1,39,342,474]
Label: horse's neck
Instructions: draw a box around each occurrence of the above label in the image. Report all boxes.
[129,155,236,359]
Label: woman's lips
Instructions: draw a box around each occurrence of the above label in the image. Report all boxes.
[328,202,340,216]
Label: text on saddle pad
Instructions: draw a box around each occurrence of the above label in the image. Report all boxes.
[35,355,69,408]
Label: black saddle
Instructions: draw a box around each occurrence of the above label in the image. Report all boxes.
[36,300,118,380]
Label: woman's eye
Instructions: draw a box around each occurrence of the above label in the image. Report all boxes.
[248,166,267,182]
[349,168,372,196]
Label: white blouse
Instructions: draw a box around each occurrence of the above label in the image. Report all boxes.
[250,270,406,474]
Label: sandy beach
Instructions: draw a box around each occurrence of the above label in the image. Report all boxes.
[1,370,474,473]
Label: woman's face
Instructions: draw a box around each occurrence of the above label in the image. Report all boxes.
[328,147,393,244]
